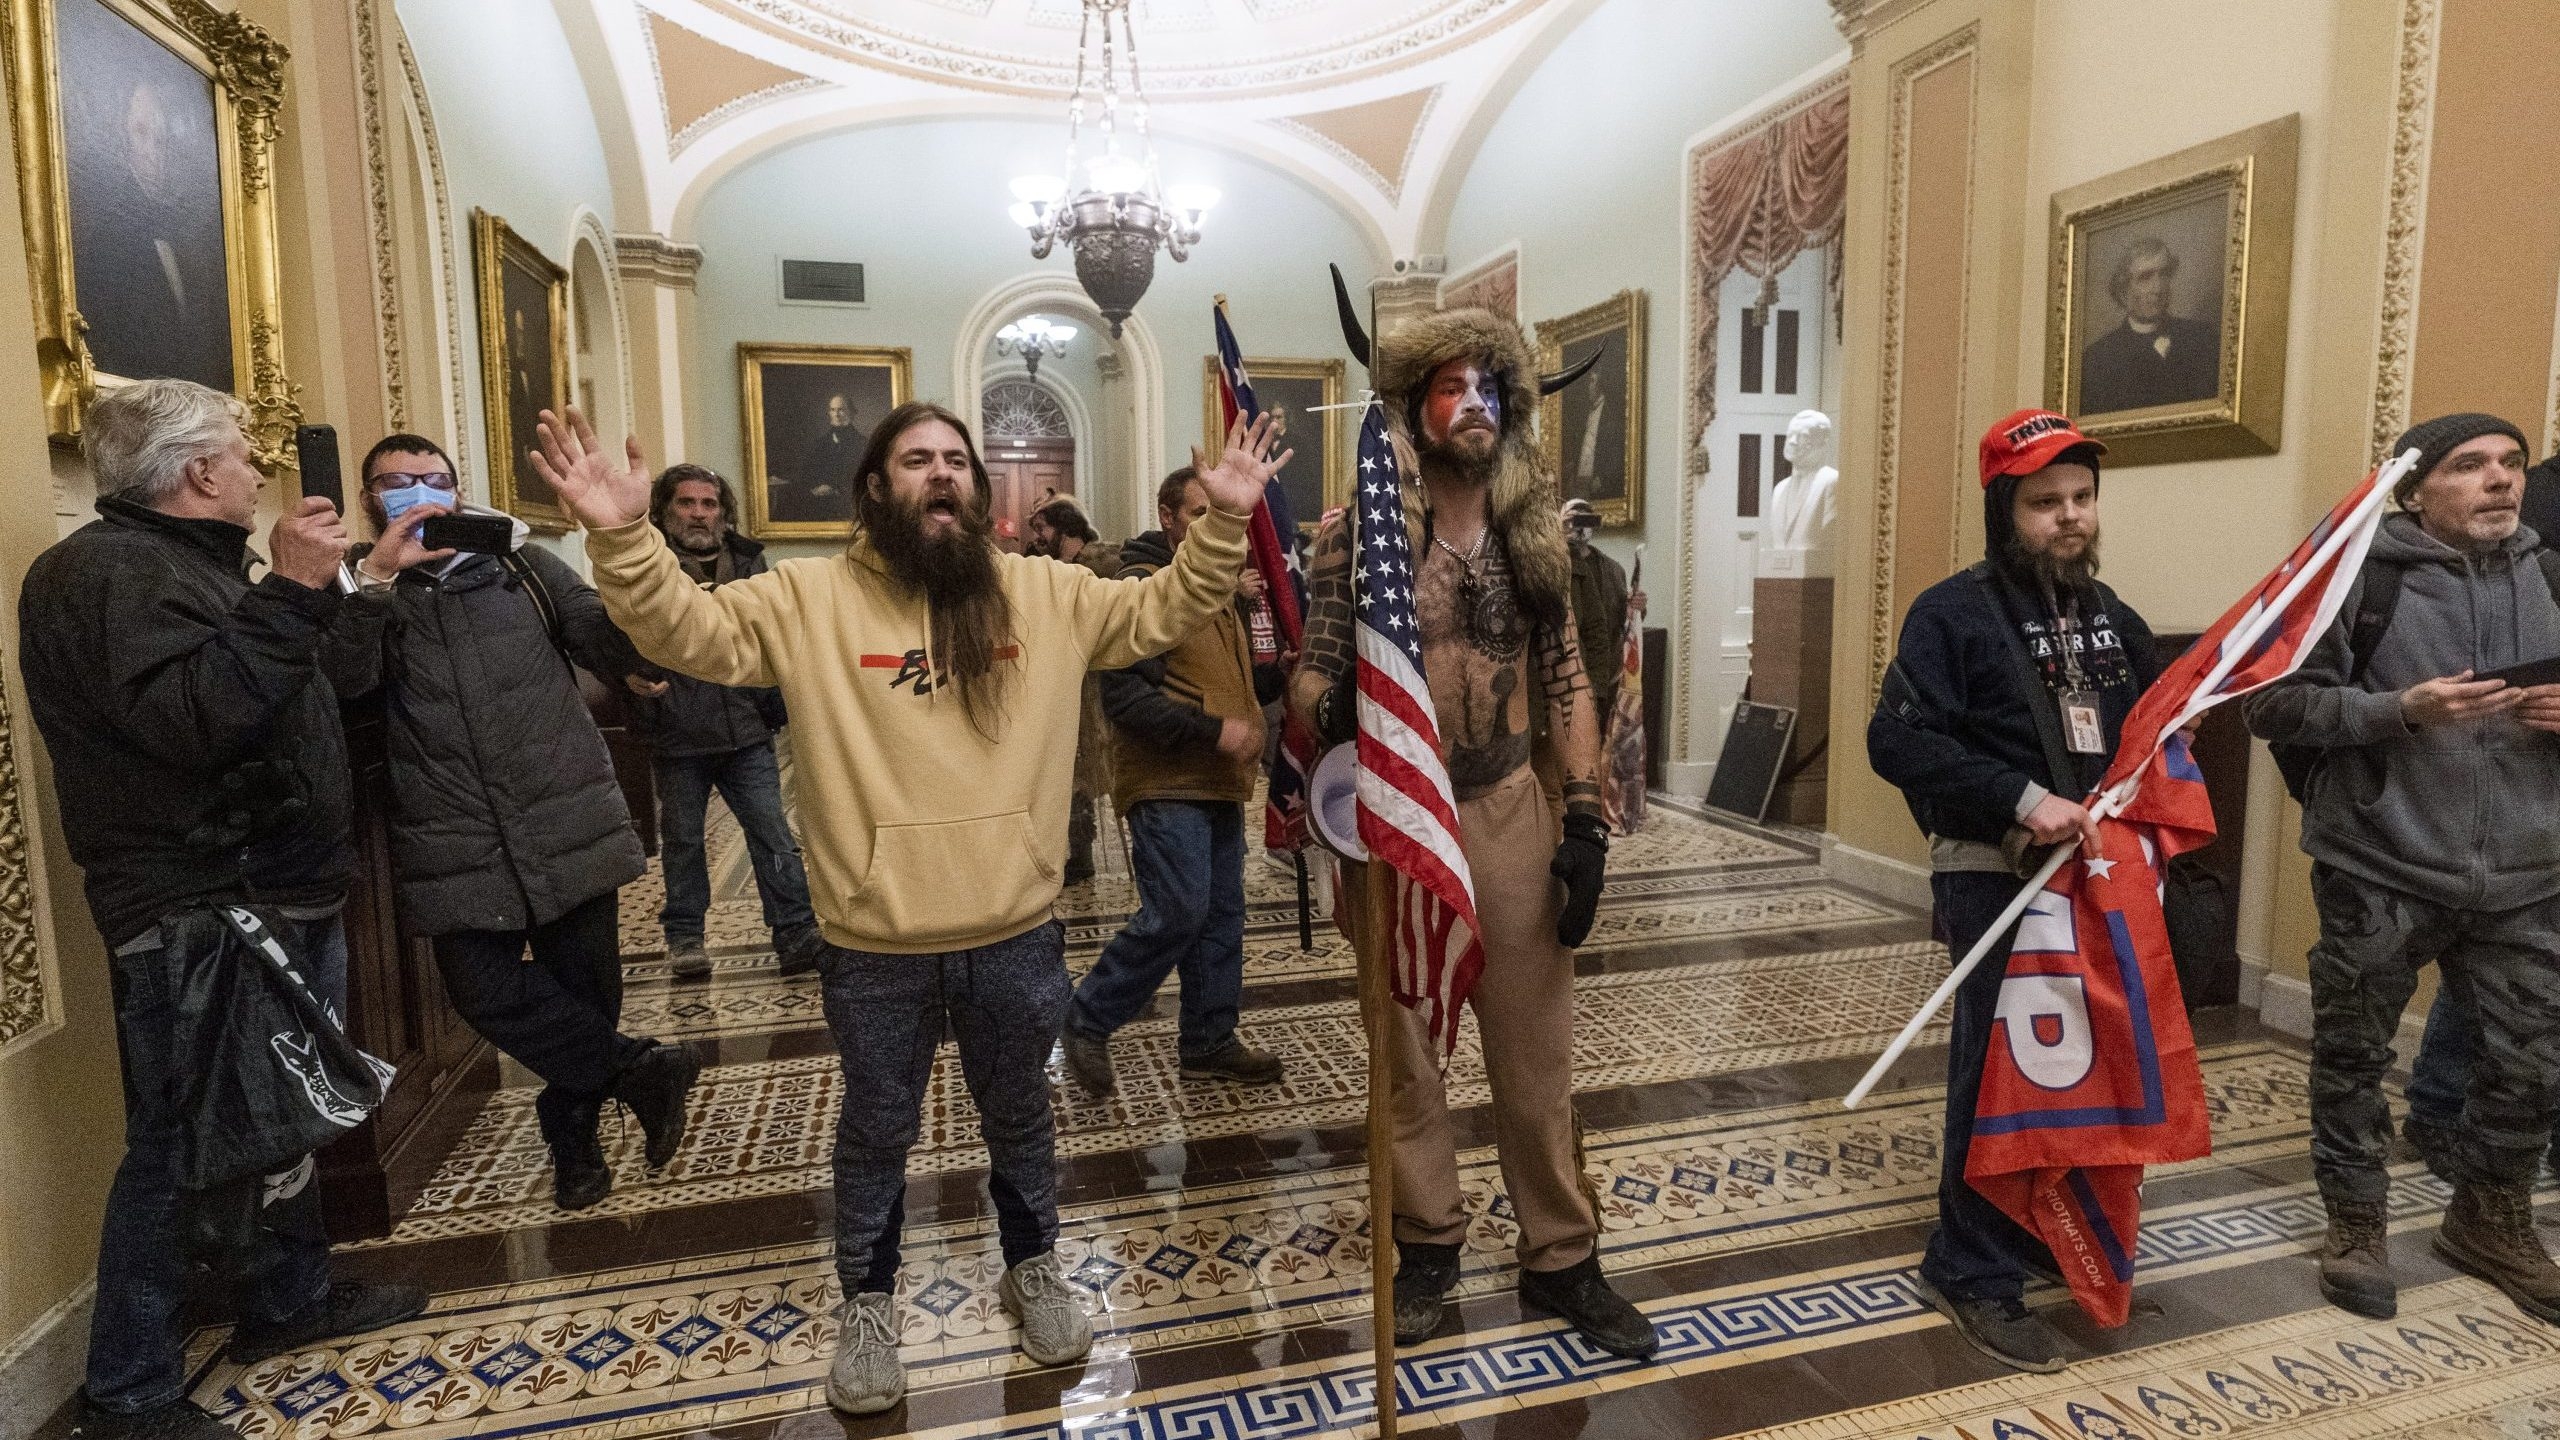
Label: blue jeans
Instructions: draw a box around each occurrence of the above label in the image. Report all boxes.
[2407,985,2560,1158]
[88,908,345,1411]
[1069,799,1246,1061]
[1920,870,2057,1304]
[654,741,816,945]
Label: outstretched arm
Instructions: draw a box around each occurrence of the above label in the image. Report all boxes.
[534,406,785,686]
[1075,412,1287,669]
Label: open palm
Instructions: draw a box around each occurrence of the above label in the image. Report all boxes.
[1195,411,1294,517]
[527,406,652,531]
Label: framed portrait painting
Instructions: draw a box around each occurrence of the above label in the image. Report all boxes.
[1537,289,1647,528]
[740,343,911,540]
[2045,113,2298,465]
[3,0,297,462]
[1201,356,1345,534]
[472,210,571,532]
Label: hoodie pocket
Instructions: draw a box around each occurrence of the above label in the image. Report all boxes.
[851,810,1055,947]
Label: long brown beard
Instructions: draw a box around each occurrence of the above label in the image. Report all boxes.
[861,488,1017,738]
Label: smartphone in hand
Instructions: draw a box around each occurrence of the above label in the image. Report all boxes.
[421,512,515,555]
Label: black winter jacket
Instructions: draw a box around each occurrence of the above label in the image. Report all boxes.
[337,543,647,935]
[625,529,787,758]
[1868,565,2159,846]
[19,498,380,945]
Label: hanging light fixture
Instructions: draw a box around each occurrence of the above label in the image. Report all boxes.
[994,315,1077,382]
[1006,0,1217,338]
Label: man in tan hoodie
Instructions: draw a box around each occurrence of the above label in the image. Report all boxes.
[529,401,1287,1418]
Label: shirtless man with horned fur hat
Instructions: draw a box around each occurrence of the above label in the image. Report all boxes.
[1292,292,1659,1361]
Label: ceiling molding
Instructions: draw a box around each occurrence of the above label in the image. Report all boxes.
[640,9,826,152]
[1270,86,1440,201]
[678,0,1561,100]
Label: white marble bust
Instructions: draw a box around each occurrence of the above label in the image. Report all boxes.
[1762,409,1839,578]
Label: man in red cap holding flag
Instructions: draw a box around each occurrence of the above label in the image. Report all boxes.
[1867,409,2166,1372]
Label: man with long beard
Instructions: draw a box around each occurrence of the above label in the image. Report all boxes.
[1291,308,1656,1361]
[1868,410,2163,1373]
[529,400,1287,1417]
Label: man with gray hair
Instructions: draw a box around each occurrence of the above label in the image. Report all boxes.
[2078,235,2219,414]
[19,379,439,1438]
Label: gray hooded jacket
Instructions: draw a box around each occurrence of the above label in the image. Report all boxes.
[2243,513,2560,910]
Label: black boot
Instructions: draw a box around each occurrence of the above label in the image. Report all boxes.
[226,1280,429,1363]
[1519,1254,1659,1361]
[1393,1240,1460,1344]
[72,1396,234,1440]
[540,1095,611,1211]
[611,1042,702,1170]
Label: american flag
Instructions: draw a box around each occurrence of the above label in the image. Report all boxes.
[1213,302,1317,852]
[1349,403,1484,1056]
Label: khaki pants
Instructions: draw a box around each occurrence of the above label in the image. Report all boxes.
[1373,766,1597,1273]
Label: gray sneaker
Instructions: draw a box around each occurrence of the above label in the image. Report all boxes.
[668,938,711,980]
[826,1292,905,1415]
[999,1253,1094,1367]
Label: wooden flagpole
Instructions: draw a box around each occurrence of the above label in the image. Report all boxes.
[1355,860,1401,1437]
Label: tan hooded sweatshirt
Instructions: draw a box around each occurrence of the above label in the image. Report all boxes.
[585,508,1248,953]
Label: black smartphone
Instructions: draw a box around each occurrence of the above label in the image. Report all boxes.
[421,513,515,555]
[294,424,343,511]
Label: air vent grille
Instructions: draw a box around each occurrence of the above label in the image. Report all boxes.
[780,259,866,306]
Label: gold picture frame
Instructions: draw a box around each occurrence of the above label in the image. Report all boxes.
[471,209,571,532]
[1200,355,1346,534]
[2,0,298,464]
[2045,113,2299,466]
[739,342,911,541]
[1537,289,1647,528]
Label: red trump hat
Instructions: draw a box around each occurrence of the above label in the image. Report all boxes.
[1979,408,2104,488]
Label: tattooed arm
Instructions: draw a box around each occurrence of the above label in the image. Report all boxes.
[1290,514,1358,743]
[1537,605,1606,823]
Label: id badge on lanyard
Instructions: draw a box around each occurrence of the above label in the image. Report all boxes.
[2060,688,2106,754]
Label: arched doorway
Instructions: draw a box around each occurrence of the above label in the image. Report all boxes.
[979,376,1079,544]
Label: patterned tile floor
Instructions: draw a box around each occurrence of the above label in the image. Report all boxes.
[71,793,2558,1440]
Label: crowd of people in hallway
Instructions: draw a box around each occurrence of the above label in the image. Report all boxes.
[32,303,2560,1438]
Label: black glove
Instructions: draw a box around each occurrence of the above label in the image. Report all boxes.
[1551,811,1609,948]
[1314,665,1359,746]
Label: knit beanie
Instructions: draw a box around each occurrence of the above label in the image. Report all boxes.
[2389,412,2529,505]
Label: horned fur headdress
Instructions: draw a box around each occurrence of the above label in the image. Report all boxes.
[1330,265,1604,638]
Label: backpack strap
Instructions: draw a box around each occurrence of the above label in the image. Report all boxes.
[499,549,566,654]
[2537,547,2560,608]
[2342,559,2404,684]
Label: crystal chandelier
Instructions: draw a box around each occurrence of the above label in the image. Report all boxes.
[994,315,1077,382]
[1007,0,1217,338]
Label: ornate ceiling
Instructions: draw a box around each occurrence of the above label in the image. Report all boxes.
[681,0,1557,98]
[568,0,1608,258]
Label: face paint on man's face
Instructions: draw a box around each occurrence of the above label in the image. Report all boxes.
[1422,360,1502,446]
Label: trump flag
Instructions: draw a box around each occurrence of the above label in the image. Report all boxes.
[1965,461,2394,1326]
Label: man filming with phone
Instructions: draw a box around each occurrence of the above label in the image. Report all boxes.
[333,434,703,1215]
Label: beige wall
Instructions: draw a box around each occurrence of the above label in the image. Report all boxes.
[1827,0,2559,1004]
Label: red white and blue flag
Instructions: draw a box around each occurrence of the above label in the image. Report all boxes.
[1966,464,2392,1326]
[1350,403,1484,1056]
[1214,300,1316,852]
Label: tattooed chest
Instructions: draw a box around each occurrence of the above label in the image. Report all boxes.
[1417,544,1533,793]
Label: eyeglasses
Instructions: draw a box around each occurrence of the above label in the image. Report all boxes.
[368,469,456,490]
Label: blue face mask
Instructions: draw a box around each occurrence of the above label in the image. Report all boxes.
[375,473,457,525]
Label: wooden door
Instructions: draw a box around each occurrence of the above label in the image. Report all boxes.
[983,438,1076,544]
